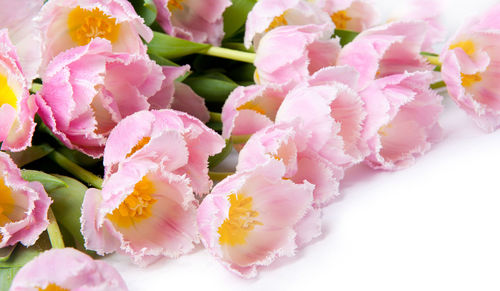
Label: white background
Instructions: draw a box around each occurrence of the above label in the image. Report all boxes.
[105,0,500,290]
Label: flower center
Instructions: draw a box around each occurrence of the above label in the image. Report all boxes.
[107,176,157,228]
[168,0,184,11]
[449,40,475,56]
[266,13,288,32]
[218,193,263,246]
[126,137,151,158]
[67,6,121,46]
[378,123,392,137]
[38,283,69,291]
[331,10,352,30]
[237,101,266,115]
[0,73,17,110]
[461,72,482,87]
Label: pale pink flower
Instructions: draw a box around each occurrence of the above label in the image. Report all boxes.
[0,29,37,152]
[0,152,51,248]
[82,158,199,265]
[237,122,344,207]
[0,0,43,83]
[337,21,433,89]
[254,24,341,89]
[221,84,287,140]
[440,4,500,132]
[361,71,443,170]
[38,0,152,70]
[153,0,232,45]
[36,38,167,158]
[103,109,225,196]
[10,248,128,291]
[244,0,333,49]
[314,0,378,32]
[197,159,317,278]
[275,78,367,168]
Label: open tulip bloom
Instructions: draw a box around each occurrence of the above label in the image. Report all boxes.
[1,0,500,288]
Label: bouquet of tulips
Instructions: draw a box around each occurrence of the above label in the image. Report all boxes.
[1,0,499,289]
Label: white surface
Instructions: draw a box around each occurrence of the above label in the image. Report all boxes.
[104,1,500,290]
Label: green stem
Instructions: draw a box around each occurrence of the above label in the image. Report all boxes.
[48,151,103,189]
[230,134,252,145]
[30,82,42,94]
[200,46,256,64]
[210,112,222,123]
[424,55,441,66]
[430,80,446,90]
[208,171,234,181]
[47,208,65,249]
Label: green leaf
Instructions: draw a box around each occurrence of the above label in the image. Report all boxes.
[0,245,41,291]
[0,246,16,263]
[129,0,157,26]
[6,144,54,167]
[183,73,238,102]
[148,52,180,67]
[209,139,233,169]
[148,32,210,59]
[21,170,68,192]
[57,147,101,167]
[334,29,359,46]
[206,120,223,132]
[46,176,90,253]
[223,0,257,40]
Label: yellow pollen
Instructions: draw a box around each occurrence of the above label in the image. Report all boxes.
[378,123,392,137]
[449,40,475,56]
[107,176,157,228]
[126,137,151,158]
[461,72,482,87]
[331,10,352,30]
[38,284,69,291]
[266,14,288,31]
[167,0,184,11]
[236,101,266,115]
[218,193,263,246]
[68,6,121,46]
[0,73,17,110]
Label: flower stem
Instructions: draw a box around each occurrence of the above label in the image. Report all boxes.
[210,112,222,123]
[48,151,103,189]
[47,208,65,249]
[208,171,234,181]
[430,80,446,90]
[230,134,252,145]
[423,55,441,66]
[30,82,42,94]
[200,46,256,64]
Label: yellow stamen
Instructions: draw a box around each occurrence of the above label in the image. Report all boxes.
[0,73,17,110]
[236,101,266,115]
[378,123,392,137]
[266,14,288,31]
[68,7,121,46]
[218,193,263,246]
[126,137,151,158]
[331,10,352,30]
[107,176,157,228]
[38,283,69,291]
[449,40,475,56]
[461,72,482,87]
[167,0,184,11]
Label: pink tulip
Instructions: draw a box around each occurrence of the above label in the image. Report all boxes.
[10,248,128,291]
[0,152,51,248]
[254,24,341,89]
[153,0,232,45]
[36,38,169,158]
[314,0,378,32]
[103,109,225,196]
[0,29,37,152]
[440,4,500,132]
[82,158,199,265]
[361,71,443,170]
[244,0,333,49]
[197,159,317,278]
[38,0,152,70]
[221,84,287,140]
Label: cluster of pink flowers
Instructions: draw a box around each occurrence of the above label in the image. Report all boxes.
[2,0,500,288]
